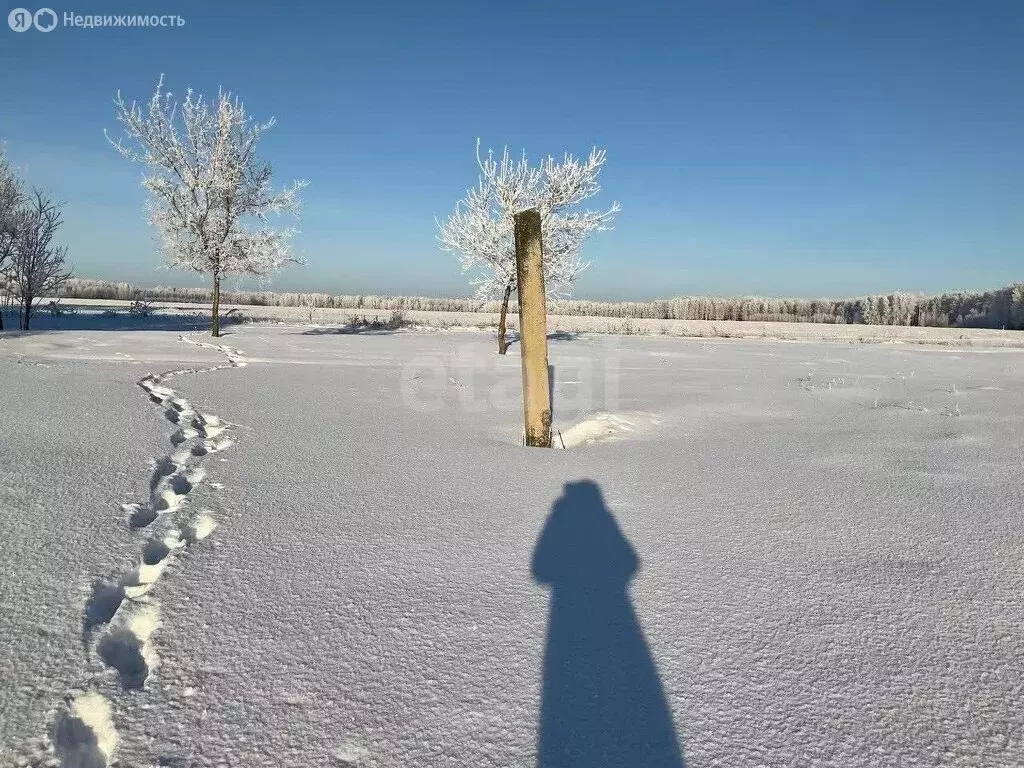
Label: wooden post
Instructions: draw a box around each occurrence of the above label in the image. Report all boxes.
[514,208,551,448]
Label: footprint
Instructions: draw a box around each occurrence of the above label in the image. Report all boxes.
[164,402,197,425]
[167,397,191,413]
[201,423,228,439]
[124,502,158,530]
[163,408,184,424]
[182,413,228,440]
[53,691,119,768]
[97,602,160,691]
[142,536,175,566]
[39,339,243,762]
[152,467,205,512]
[98,631,148,691]
[170,427,200,446]
[83,581,125,631]
[190,437,233,456]
[148,456,180,495]
[141,381,174,402]
[171,467,205,495]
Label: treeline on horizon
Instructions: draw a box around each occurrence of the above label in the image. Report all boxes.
[54,277,1024,330]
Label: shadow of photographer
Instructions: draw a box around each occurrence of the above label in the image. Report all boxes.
[531,479,684,767]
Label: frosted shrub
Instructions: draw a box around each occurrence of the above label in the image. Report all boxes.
[46,299,76,317]
[128,299,154,317]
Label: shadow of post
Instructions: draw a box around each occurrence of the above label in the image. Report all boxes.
[531,480,684,768]
[506,330,581,350]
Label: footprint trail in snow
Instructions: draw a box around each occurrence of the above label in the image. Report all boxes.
[22,335,247,768]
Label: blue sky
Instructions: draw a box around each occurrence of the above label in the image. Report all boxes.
[1,0,1021,300]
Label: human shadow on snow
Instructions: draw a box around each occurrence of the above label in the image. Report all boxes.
[531,480,685,768]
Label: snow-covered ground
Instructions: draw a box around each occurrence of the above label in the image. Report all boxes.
[2,322,1023,767]
[18,299,1024,347]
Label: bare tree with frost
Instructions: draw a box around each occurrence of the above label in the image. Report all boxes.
[438,140,619,354]
[0,149,25,331]
[107,76,307,337]
[7,189,72,330]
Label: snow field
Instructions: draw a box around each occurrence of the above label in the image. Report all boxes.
[2,335,246,767]
[13,297,1024,347]
[2,325,1023,767]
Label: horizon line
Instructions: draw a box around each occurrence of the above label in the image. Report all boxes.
[64,275,1023,305]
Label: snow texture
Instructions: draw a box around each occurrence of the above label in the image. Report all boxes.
[2,324,1023,767]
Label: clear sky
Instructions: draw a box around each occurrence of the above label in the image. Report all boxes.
[0,0,1021,300]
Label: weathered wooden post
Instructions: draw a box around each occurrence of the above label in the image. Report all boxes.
[514,208,552,448]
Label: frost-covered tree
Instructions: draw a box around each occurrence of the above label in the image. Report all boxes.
[107,76,308,337]
[438,140,619,354]
[7,190,72,330]
[0,149,25,331]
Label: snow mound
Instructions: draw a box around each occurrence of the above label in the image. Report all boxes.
[184,511,218,542]
[332,741,371,765]
[554,411,662,449]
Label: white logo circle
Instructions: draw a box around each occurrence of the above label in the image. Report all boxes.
[8,8,33,31]
[33,8,58,32]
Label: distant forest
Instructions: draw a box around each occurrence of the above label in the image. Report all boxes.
[54,277,1024,330]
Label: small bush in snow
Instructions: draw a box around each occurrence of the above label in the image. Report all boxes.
[128,299,154,317]
[386,310,409,330]
[46,299,77,317]
[338,311,413,332]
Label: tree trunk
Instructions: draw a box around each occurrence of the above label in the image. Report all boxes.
[211,272,221,337]
[21,295,31,330]
[497,281,513,355]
